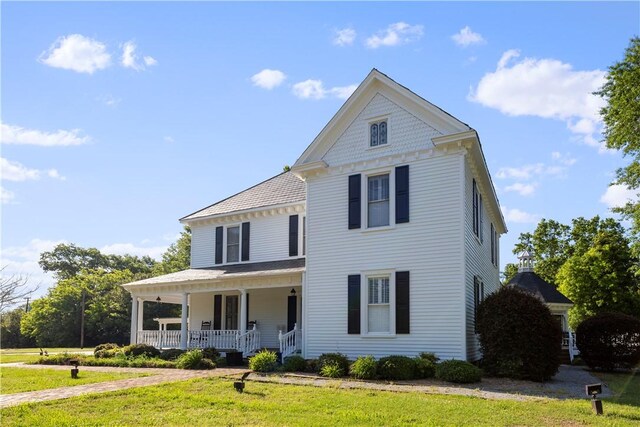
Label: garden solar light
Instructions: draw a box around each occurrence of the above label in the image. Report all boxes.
[234,371,251,393]
[585,383,603,415]
[70,359,80,379]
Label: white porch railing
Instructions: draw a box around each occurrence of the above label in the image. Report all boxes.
[279,323,302,359]
[137,328,260,355]
[236,325,261,356]
[568,330,580,362]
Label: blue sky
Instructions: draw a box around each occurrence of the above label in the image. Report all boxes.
[2,1,639,296]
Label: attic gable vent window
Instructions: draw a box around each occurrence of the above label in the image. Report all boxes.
[370,120,387,147]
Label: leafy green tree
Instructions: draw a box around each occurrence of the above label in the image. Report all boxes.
[501,263,519,284]
[557,228,640,328]
[153,227,191,275]
[1,308,36,348]
[596,37,640,252]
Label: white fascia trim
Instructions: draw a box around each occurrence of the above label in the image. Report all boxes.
[180,201,306,225]
[291,160,328,178]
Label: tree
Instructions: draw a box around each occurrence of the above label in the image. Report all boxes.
[1,308,36,348]
[153,227,191,275]
[596,37,640,252]
[557,227,640,328]
[39,243,155,280]
[501,263,519,284]
[0,268,37,312]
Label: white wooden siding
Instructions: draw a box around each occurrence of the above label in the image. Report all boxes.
[463,157,502,361]
[321,93,442,167]
[305,152,465,360]
[190,211,304,268]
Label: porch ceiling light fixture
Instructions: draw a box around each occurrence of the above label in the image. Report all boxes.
[290,288,296,295]
[156,296,162,304]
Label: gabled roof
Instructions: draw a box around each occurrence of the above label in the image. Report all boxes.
[507,271,573,305]
[293,68,471,167]
[180,171,305,222]
[122,258,306,289]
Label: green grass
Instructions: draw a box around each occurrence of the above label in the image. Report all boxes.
[2,377,639,426]
[0,348,89,354]
[0,354,43,364]
[594,370,640,407]
[0,367,149,394]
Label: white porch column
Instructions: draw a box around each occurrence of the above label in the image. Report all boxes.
[137,299,144,332]
[239,289,247,333]
[180,293,189,350]
[130,296,139,344]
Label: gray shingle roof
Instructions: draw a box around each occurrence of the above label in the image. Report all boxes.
[122,258,306,288]
[507,271,573,305]
[180,171,305,221]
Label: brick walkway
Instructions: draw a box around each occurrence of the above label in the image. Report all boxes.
[0,363,249,408]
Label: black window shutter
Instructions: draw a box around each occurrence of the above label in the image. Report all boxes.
[395,165,409,223]
[348,174,361,229]
[246,293,250,328]
[396,271,410,334]
[289,215,299,257]
[213,294,222,330]
[215,226,223,264]
[241,222,250,261]
[347,275,361,334]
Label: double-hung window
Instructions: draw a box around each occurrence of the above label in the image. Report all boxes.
[370,120,388,147]
[472,179,483,241]
[368,174,390,227]
[473,276,484,333]
[226,226,240,263]
[368,276,390,333]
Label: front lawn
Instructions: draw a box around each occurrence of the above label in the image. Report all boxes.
[594,370,640,407]
[2,377,639,426]
[0,348,89,354]
[0,367,149,394]
[0,354,44,364]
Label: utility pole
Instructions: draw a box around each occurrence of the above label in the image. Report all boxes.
[80,290,86,349]
[24,297,30,312]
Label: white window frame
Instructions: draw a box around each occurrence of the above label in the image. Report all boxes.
[361,269,396,337]
[223,223,243,264]
[361,168,396,232]
[366,115,391,150]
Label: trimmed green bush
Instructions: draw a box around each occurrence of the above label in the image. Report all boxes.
[576,312,640,371]
[435,360,482,384]
[414,357,436,379]
[176,350,202,369]
[349,355,377,380]
[305,359,319,373]
[95,348,123,359]
[283,355,307,372]
[34,353,177,369]
[94,343,119,356]
[320,363,343,378]
[160,349,187,361]
[477,286,562,382]
[122,344,161,358]
[249,350,278,373]
[419,352,439,364]
[317,353,349,376]
[376,355,416,380]
[201,348,220,361]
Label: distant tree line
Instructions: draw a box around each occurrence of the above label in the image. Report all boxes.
[0,227,191,349]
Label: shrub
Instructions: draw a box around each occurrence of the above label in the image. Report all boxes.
[94,343,119,356]
[160,349,186,361]
[419,352,439,364]
[414,357,436,379]
[317,353,349,375]
[175,350,216,370]
[435,360,482,383]
[34,353,177,369]
[283,355,307,372]
[305,359,319,373]
[249,350,278,373]
[349,355,377,380]
[477,286,562,381]
[122,344,161,358]
[215,356,228,368]
[376,356,416,380]
[576,312,640,371]
[201,348,220,361]
[320,363,343,378]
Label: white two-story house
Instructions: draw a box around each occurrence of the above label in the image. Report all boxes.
[122,69,507,362]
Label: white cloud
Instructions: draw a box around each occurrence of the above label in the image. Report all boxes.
[501,206,540,224]
[0,157,65,182]
[251,69,287,90]
[292,80,357,100]
[504,182,536,196]
[98,94,121,108]
[497,152,577,182]
[143,56,157,66]
[1,123,90,147]
[333,28,356,46]
[100,243,168,260]
[163,136,175,143]
[600,184,637,209]
[452,26,486,47]
[121,41,157,71]
[551,151,577,166]
[1,186,15,204]
[365,22,424,49]
[469,50,607,150]
[39,34,111,74]
[1,239,68,294]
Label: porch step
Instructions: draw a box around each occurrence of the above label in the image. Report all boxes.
[558,349,572,365]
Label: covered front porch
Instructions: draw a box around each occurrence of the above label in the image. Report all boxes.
[122,259,305,357]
